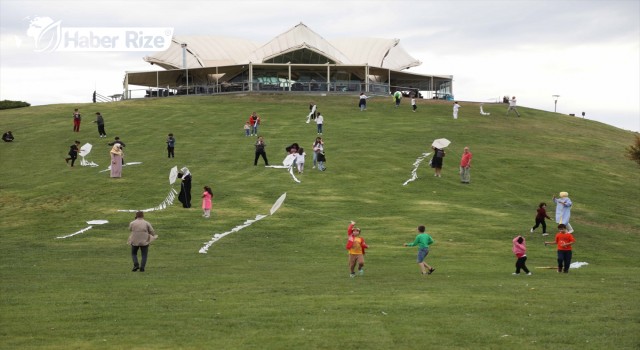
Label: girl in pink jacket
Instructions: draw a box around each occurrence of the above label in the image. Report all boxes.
[512,235,531,275]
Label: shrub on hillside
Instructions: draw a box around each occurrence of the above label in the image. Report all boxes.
[0,100,31,110]
[626,134,640,166]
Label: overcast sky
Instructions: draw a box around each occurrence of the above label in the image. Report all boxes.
[1,0,638,131]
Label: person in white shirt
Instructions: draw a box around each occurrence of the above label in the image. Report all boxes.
[506,96,521,117]
[316,112,324,135]
[359,93,368,111]
[411,97,417,112]
[306,102,317,123]
[296,148,306,174]
[453,101,461,119]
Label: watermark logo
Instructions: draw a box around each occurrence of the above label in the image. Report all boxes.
[25,16,173,52]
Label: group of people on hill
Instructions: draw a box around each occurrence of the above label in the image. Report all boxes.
[513,191,576,275]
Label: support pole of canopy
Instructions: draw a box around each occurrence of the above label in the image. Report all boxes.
[365,65,370,93]
[248,62,253,92]
[326,64,330,92]
[288,63,291,92]
[123,73,129,100]
[216,67,219,93]
[156,71,159,96]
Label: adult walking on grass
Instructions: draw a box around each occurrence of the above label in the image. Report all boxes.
[403,225,435,275]
[512,235,531,275]
[393,90,402,108]
[459,146,472,183]
[128,211,157,272]
[93,112,106,138]
[453,101,460,119]
[346,225,368,277]
[254,136,269,166]
[553,191,573,233]
[544,224,575,273]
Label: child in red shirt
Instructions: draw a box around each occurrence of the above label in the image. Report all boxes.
[544,224,576,273]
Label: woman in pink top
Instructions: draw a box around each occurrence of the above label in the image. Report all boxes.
[202,186,213,218]
[512,235,531,275]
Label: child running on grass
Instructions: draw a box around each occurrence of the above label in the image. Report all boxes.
[346,224,368,277]
[403,225,435,275]
[531,202,551,235]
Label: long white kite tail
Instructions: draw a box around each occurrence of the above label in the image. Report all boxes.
[403,151,432,186]
[199,193,287,254]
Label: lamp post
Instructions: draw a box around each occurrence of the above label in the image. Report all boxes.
[181,43,188,95]
[552,95,560,112]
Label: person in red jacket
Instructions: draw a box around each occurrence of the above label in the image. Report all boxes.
[346,225,368,277]
[531,202,551,235]
[544,224,576,273]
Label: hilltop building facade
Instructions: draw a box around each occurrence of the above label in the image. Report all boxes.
[123,23,453,99]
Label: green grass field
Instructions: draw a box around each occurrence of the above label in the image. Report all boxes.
[1,94,639,349]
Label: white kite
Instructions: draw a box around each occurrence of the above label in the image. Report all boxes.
[56,219,109,239]
[79,143,99,167]
[266,154,301,183]
[117,166,179,212]
[480,103,490,116]
[199,193,286,254]
[403,152,432,186]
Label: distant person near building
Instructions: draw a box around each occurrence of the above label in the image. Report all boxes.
[453,101,460,119]
[359,93,368,111]
[393,91,402,108]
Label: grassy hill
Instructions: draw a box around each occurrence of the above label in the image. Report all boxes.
[1,94,638,349]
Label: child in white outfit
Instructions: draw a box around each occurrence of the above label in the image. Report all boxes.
[296,148,306,173]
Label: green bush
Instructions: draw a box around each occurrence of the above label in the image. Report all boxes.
[0,99,31,110]
[626,134,640,166]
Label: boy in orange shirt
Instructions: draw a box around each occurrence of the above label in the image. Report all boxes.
[544,224,576,273]
[345,225,368,277]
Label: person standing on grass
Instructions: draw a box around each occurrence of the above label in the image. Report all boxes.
[202,186,213,218]
[545,224,576,273]
[306,102,317,123]
[346,226,368,277]
[453,101,461,119]
[166,133,175,158]
[506,96,521,117]
[93,112,106,138]
[295,147,306,174]
[403,225,435,275]
[411,96,417,112]
[531,202,551,235]
[254,136,269,166]
[178,167,192,208]
[252,113,261,136]
[553,191,573,233]
[109,143,124,177]
[312,137,324,169]
[316,112,324,135]
[65,140,81,167]
[72,108,81,132]
[431,146,445,177]
[128,211,157,272]
[512,235,531,275]
[459,146,472,183]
